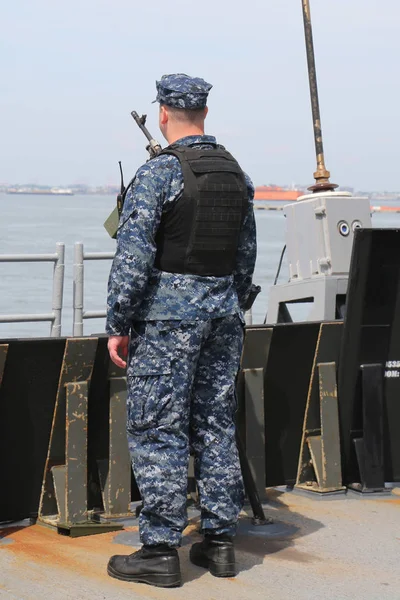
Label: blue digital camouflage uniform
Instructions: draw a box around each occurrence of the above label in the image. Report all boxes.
[106,74,257,547]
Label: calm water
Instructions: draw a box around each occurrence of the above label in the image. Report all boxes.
[1,193,400,338]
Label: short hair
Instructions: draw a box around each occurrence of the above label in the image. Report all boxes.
[162,104,207,124]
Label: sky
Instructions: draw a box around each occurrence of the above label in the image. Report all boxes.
[1,0,399,191]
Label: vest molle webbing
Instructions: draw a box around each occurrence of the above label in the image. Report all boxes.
[155,144,249,277]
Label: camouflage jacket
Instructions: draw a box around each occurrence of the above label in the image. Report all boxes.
[106,134,257,336]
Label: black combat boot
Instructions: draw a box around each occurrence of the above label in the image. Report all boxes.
[107,543,182,588]
[190,534,236,577]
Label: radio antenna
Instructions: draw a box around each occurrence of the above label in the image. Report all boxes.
[302,0,338,192]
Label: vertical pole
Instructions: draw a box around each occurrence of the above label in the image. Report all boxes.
[360,364,385,490]
[319,362,343,490]
[73,243,84,337]
[236,430,268,524]
[50,242,65,337]
[301,0,337,193]
[65,381,88,523]
[244,368,266,500]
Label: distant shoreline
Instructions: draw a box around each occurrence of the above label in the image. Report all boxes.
[6,190,74,196]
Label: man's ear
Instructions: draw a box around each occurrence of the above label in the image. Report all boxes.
[160,105,169,125]
[204,106,209,119]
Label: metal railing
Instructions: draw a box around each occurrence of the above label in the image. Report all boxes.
[73,242,115,336]
[0,243,65,337]
[72,241,254,335]
[0,241,253,339]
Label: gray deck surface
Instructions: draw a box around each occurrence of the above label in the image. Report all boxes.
[1,488,399,600]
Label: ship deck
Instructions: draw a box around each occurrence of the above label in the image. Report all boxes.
[1,487,399,600]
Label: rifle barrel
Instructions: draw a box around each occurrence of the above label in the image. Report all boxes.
[130,111,153,142]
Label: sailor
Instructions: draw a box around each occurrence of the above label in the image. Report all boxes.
[106,73,257,588]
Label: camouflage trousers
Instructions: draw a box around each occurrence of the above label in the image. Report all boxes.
[126,314,245,547]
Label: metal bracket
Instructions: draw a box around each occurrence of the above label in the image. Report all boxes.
[296,322,345,495]
[239,326,273,504]
[97,364,133,519]
[243,368,266,501]
[348,364,388,494]
[234,327,274,524]
[38,338,122,536]
[296,362,345,493]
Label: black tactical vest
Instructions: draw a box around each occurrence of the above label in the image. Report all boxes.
[154,143,249,277]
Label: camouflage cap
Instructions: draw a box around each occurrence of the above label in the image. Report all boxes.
[153,73,212,109]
